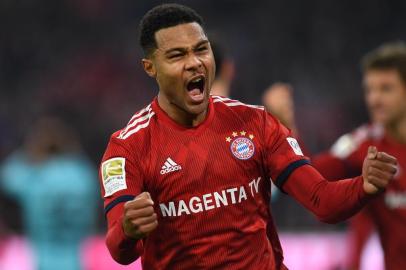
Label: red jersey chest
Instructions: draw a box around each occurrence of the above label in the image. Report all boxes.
[144,121,266,204]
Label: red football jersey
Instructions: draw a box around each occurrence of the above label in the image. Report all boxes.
[100,96,370,270]
[313,124,406,270]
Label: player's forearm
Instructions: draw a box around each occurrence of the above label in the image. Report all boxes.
[106,212,142,264]
[283,165,372,224]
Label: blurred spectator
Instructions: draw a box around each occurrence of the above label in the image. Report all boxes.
[0,116,98,270]
[209,40,235,97]
[262,83,310,157]
[262,83,297,136]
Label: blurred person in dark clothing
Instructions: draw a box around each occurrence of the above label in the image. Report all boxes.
[264,42,406,270]
[0,116,98,270]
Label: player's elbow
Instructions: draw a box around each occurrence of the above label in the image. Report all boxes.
[314,208,351,224]
[112,255,137,265]
[106,237,139,265]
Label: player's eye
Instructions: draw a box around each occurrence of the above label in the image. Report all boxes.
[169,53,183,59]
[381,84,394,93]
[196,46,208,52]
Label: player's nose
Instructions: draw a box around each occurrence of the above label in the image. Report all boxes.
[185,54,203,71]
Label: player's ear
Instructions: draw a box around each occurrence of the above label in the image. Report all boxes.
[142,58,157,78]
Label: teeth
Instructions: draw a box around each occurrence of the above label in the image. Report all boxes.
[191,77,202,83]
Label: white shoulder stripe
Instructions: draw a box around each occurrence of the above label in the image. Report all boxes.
[212,95,238,103]
[120,104,152,136]
[128,104,151,124]
[212,96,264,110]
[225,102,264,110]
[118,111,155,139]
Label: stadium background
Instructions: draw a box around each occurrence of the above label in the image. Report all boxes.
[1,0,405,269]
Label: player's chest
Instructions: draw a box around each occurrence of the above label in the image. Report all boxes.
[143,128,265,197]
[376,144,406,209]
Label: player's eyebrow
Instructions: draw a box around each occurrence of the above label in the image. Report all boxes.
[193,40,210,49]
[164,39,210,55]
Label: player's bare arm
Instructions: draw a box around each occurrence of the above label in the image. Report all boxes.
[122,192,158,239]
[362,146,398,194]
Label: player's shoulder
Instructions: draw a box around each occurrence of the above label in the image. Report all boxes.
[330,123,384,159]
[111,102,156,142]
[211,95,265,116]
[351,123,384,142]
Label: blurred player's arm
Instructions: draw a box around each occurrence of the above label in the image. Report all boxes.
[282,146,397,223]
[312,129,367,180]
[312,151,350,180]
[100,135,157,265]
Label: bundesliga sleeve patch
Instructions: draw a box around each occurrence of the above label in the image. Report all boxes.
[287,137,303,156]
[101,157,127,197]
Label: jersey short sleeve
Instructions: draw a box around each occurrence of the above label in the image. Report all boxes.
[262,111,310,190]
[99,133,144,216]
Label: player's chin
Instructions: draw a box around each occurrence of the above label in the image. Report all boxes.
[185,99,209,115]
[373,113,389,125]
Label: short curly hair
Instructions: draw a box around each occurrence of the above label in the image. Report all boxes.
[139,3,204,57]
[362,42,406,84]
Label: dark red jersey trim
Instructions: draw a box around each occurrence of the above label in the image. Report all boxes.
[104,195,135,217]
[275,159,311,191]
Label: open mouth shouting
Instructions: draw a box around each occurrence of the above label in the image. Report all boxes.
[186,75,206,102]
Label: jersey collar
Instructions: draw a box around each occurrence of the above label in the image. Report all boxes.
[152,96,215,134]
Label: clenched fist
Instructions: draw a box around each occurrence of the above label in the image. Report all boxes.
[362,146,398,194]
[122,192,158,239]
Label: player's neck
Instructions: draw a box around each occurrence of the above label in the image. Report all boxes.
[386,114,406,144]
[157,95,208,127]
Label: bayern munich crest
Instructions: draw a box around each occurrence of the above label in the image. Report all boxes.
[226,131,255,160]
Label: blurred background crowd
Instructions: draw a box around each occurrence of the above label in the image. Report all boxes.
[1,0,405,269]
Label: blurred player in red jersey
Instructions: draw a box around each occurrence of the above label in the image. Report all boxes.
[98,4,397,269]
[263,43,406,270]
[313,43,406,270]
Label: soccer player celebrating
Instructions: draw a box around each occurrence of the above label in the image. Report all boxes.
[312,43,406,270]
[99,4,397,269]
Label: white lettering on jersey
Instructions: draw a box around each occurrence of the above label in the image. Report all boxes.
[287,137,303,156]
[385,192,406,209]
[238,186,247,202]
[214,190,228,207]
[160,201,176,217]
[177,200,190,216]
[159,179,262,217]
[249,177,261,196]
[227,188,238,204]
[189,197,203,213]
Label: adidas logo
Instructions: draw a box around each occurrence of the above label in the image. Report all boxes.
[160,157,182,175]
